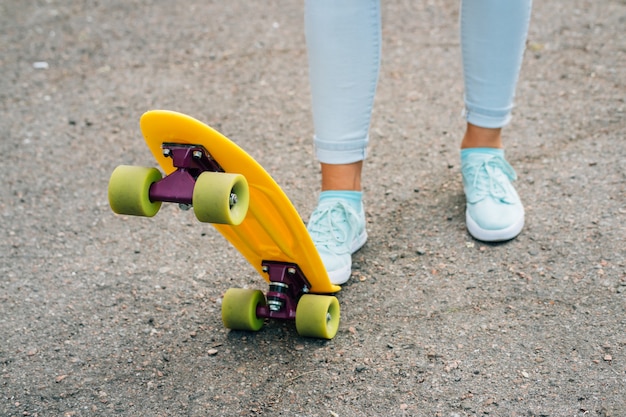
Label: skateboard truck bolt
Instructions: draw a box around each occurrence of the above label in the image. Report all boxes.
[229,192,238,208]
[192,150,203,159]
[268,300,282,312]
[162,148,172,158]
[267,282,289,312]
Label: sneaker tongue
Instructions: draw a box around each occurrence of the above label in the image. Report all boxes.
[329,207,350,242]
[465,155,517,203]
[308,201,353,247]
[484,165,510,202]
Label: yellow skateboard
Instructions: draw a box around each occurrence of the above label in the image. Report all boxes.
[108,110,341,339]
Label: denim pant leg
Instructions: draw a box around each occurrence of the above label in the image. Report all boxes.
[461,0,533,128]
[305,0,381,164]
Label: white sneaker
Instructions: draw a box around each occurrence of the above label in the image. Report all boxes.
[462,150,525,242]
[307,199,367,285]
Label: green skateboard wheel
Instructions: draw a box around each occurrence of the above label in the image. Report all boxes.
[108,165,162,217]
[295,294,340,339]
[193,172,249,225]
[221,288,266,331]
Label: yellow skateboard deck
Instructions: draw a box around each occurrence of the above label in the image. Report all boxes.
[109,110,341,338]
[139,110,340,294]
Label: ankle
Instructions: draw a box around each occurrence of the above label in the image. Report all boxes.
[321,162,363,191]
[461,124,503,149]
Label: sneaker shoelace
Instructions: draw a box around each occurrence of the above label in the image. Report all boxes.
[307,201,359,255]
[463,155,518,204]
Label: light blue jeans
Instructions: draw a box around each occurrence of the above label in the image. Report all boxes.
[305,0,533,164]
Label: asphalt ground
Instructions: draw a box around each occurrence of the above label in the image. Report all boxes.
[1,1,625,416]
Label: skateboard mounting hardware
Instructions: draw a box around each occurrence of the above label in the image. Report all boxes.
[267,282,289,311]
[149,143,224,205]
[229,193,238,208]
[257,261,312,321]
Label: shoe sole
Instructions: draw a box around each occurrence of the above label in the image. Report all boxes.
[466,211,524,242]
[327,230,368,285]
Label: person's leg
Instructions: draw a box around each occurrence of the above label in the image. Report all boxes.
[460,0,532,241]
[304,0,381,284]
[306,0,381,169]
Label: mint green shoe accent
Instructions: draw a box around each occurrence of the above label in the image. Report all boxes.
[319,190,362,210]
[307,198,367,285]
[461,149,524,242]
